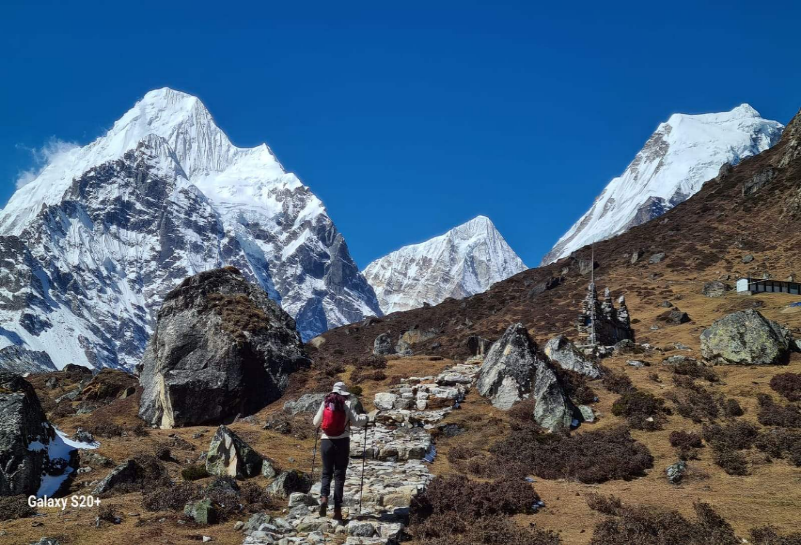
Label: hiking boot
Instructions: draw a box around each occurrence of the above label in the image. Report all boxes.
[333,505,343,522]
[318,497,328,517]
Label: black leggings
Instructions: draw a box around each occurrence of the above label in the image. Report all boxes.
[320,437,350,506]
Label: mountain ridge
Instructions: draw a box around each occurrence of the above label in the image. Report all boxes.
[363,215,526,314]
[542,103,784,265]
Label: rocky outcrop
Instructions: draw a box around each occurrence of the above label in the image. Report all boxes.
[0,347,57,374]
[577,284,634,346]
[282,393,326,416]
[466,335,493,357]
[138,268,310,428]
[476,324,574,431]
[703,281,730,298]
[205,425,264,479]
[543,335,602,379]
[700,309,793,365]
[373,333,395,356]
[0,373,54,496]
[92,455,168,496]
[476,324,538,409]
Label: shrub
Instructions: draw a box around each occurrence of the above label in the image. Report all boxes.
[602,370,634,394]
[351,368,387,384]
[672,360,719,382]
[508,399,536,422]
[703,421,760,452]
[410,474,539,522]
[750,526,801,545]
[181,464,209,481]
[552,368,597,405]
[769,373,801,402]
[585,493,622,515]
[97,504,119,523]
[143,482,201,511]
[667,381,721,423]
[349,385,363,396]
[714,449,749,475]
[757,394,801,428]
[669,430,703,449]
[0,496,35,521]
[491,426,653,484]
[205,477,242,520]
[590,501,739,545]
[263,414,316,440]
[723,398,744,417]
[755,430,801,466]
[155,446,172,461]
[611,390,668,430]
[87,421,124,438]
[239,481,279,513]
[447,444,481,464]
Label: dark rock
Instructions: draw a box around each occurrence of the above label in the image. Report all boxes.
[71,428,94,444]
[742,254,754,264]
[701,309,793,365]
[630,249,644,264]
[0,346,57,375]
[266,470,311,498]
[660,300,674,308]
[205,425,264,479]
[659,309,690,325]
[703,281,730,298]
[138,268,309,428]
[528,276,562,297]
[372,333,395,356]
[184,498,217,525]
[666,460,686,484]
[543,335,601,378]
[0,373,54,496]
[92,456,168,495]
[743,167,776,196]
[466,335,493,357]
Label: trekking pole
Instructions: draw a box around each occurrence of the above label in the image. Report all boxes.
[311,427,320,482]
[358,419,370,516]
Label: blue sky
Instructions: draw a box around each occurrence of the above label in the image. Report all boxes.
[2,0,800,267]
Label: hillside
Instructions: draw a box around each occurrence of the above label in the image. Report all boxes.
[1,111,800,545]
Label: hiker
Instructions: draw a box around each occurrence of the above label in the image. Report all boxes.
[312,381,374,521]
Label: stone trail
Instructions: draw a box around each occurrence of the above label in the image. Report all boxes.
[242,362,481,544]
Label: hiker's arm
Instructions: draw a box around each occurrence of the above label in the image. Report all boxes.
[348,404,369,428]
[312,402,324,428]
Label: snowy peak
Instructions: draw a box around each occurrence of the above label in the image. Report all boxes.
[363,216,527,314]
[0,88,381,370]
[542,104,783,265]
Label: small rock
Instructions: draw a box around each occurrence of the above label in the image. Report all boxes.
[626,360,649,368]
[649,252,666,264]
[666,460,687,484]
[742,254,754,263]
[233,521,244,531]
[184,499,217,525]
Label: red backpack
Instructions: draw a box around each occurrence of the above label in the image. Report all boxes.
[321,393,348,437]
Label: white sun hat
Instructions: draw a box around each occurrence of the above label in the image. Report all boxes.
[332,382,350,396]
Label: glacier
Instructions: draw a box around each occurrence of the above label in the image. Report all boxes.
[363,215,526,314]
[542,104,784,265]
[0,88,381,370]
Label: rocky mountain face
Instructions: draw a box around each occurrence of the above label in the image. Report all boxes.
[138,267,310,428]
[363,216,526,314]
[542,104,784,264]
[0,88,381,370]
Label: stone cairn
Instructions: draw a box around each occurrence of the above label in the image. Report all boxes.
[242,362,482,545]
[576,283,633,354]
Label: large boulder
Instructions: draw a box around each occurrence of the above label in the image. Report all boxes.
[138,268,310,428]
[702,281,730,298]
[283,393,326,415]
[532,363,574,432]
[266,470,311,498]
[700,309,793,365]
[477,324,537,409]
[477,324,574,431]
[0,373,54,496]
[373,333,395,356]
[92,455,169,495]
[205,425,264,479]
[543,335,601,379]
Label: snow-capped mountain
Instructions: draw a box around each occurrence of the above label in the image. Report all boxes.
[0,88,381,370]
[542,104,783,264]
[363,216,526,314]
